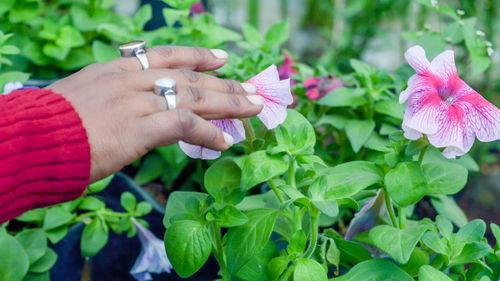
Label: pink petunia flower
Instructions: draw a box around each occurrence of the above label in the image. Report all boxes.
[190,2,207,18]
[401,45,500,158]
[304,74,344,100]
[247,64,293,129]
[179,119,245,160]
[278,52,298,86]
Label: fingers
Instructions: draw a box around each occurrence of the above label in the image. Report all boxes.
[112,46,229,72]
[140,109,233,151]
[141,86,264,119]
[123,68,257,95]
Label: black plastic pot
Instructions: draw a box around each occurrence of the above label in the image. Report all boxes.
[50,172,218,281]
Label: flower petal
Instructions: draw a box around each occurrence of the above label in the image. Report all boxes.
[430,50,459,90]
[400,74,432,104]
[404,45,431,75]
[306,88,321,100]
[402,86,443,135]
[257,97,288,129]
[247,64,281,84]
[178,142,221,160]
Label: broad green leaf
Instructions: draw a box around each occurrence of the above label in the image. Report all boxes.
[0,234,29,281]
[267,256,289,281]
[491,223,500,247]
[293,259,327,281]
[15,229,47,265]
[43,207,75,231]
[240,151,288,190]
[422,162,468,195]
[29,248,57,273]
[15,209,46,223]
[423,146,479,172]
[345,119,376,153]
[331,237,372,264]
[288,230,307,254]
[350,59,377,77]
[452,219,486,257]
[79,196,105,211]
[45,225,68,244]
[199,26,242,47]
[419,265,453,281]
[265,20,289,47]
[162,8,190,27]
[430,195,468,227]
[436,215,453,241]
[369,223,431,264]
[242,23,263,46]
[163,191,208,228]
[226,209,278,275]
[204,158,243,204]
[421,231,448,255]
[334,259,413,281]
[323,161,383,198]
[385,162,427,207]
[235,241,278,281]
[22,272,50,281]
[135,202,153,217]
[87,174,114,193]
[308,176,339,217]
[98,23,133,42]
[400,247,429,277]
[133,4,152,31]
[374,100,404,119]
[317,87,366,107]
[80,217,109,257]
[120,192,137,212]
[275,109,316,155]
[56,26,85,48]
[315,114,349,130]
[42,43,70,61]
[450,242,491,265]
[134,154,166,185]
[92,40,119,63]
[164,220,211,278]
[56,49,94,71]
[324,237,340,269]
[206,205,248,228]
[0,0,15,17]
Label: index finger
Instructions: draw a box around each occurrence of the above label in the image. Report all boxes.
[112,46,229,72]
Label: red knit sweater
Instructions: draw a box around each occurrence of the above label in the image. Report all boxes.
[0,88,90,224]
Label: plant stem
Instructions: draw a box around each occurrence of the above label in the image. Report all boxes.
[269,179,285,203]
[398,206,406,230]
[304,211,320,258]
[418,145,429,163]
[209,223,230,280]
[242,118,256,152]
[383,189,398,228]
[288,156,296,187]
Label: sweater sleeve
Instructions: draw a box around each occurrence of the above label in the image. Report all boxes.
[0,88,91,224]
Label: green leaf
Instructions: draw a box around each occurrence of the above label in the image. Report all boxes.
[43,207,75,231]
[436,215,453,241]
[164,220,211,278]
[235,241,278,281]
[491,223,500,247]
[430,195,468,227]
[422,162,468,195]
[274,109,316,155]
[385,162,427,207]
[267,256,289,281]
[242,23,263,46]
[334,259,413,281]
[120,192,137,212]
[315,114,349,130]
[162,8,190,27]
[15,209,46,223]
[0,0,15,17]
[136,202,153,217]
[0,71,30,90]
[421,231,449,255]
[79,196,105,211]
[419,265,453,281]
[309,176,339,217]
[374,100,404,119]
[206,205,248,228]
[98,23,133,42]
[45,225,68,244]
[163,192,208,228]
[350,59,377,77]
[15,230,47,265]
[22,272,50,281]
[240,151,288,190]
[293,259,328,281]
[317,87,366,107]
[369,223,431,264]
[450,242,491,265]
[133,4,152,31]
[204,158,243,204]
[452,219,486,257]
[92,40,119,63]
[264,20,289,47]
[0,234,29,281]
[288,230,307,254]
[400,247,429,277]
[0,45,20,55]
[87,174,114,193]
[226,209,279,275]
[345,119,376,153]
[323,161,383,198]
[134,154,166,185]
[56,26,86,48]
[29,248,57,273]
[331,237,372,264]
[42,43,70,61]
[80,218,109,258]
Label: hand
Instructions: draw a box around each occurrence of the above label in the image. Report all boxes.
[47,46,264,182]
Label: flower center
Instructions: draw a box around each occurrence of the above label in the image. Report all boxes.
[438,88,455,105]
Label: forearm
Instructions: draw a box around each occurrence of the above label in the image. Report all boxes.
[0,88,90,223]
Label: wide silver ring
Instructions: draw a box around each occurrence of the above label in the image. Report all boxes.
[119,41,150,70]
[154,78,177,110]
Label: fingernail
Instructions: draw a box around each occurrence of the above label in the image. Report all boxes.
[210,49,228,59]
[246,95,264,106]
[241,83,257,94]
[222,132,234,146]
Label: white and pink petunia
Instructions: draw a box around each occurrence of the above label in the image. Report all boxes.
[401,45,500,158]
[247,64,293,129]
[304,74,344,100]
[179,65,292,160]
[179,119,246,160]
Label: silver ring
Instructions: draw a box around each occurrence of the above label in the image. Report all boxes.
[119,41,150,70]
[154,78,177,110]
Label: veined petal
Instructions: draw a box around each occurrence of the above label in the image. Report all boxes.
[247,64,281,84]
[257,98,288,129]
[404,45,431,75]
[179,119,245,160]
[430,50,459,90]
[402,86,443,135]
[306,88,321,100]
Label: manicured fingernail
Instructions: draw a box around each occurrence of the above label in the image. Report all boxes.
[246,95,264,106]
[241,83,257,94]
[210,49,228,59]
[222,132,234,146]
